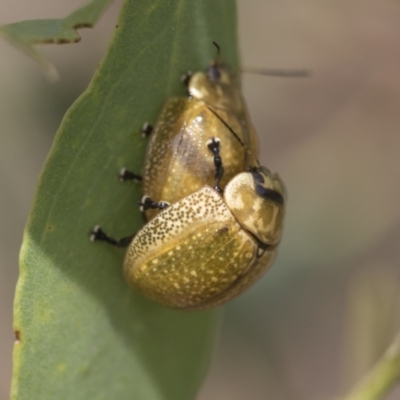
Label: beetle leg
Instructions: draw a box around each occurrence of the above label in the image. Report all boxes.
[138,196,170,212]
[89,225,135,248]
[141,122,153,138]
[206,137,224,193]
[119,168,142,183]
[180,70,192,87]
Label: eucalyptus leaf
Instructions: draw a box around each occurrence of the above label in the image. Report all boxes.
[11,1,238,399]
[0,0,113,80]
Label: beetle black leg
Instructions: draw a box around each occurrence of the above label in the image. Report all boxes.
[180,70,192,87]
[138,196,170,212]
[119,168,142,183]
[141,122,153,138]
[206,137,224,193]
[90,225,135,248]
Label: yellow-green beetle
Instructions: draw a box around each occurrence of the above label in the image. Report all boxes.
[122,163,286,309]
[122,42,259,221]
[90,44,286,309]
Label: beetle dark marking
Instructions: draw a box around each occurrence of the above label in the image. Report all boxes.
[141,122,153,138]
[138,196,170,212]
[119,168,142,183]
[251,170,284,205]
[206,137,224,193]
[90,226,135,248]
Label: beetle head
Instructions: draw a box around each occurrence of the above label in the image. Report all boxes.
[187,44,244,114]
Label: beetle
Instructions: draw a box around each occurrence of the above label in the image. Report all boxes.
[90,43,287,309]
[120,41,259,221]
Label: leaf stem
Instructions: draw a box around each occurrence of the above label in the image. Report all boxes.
[342,333,400,400]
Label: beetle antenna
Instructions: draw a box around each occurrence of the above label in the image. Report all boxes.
[242,67,311,78]
[212,41,221,54]
[207,106,260,168]
[212,41,222,65]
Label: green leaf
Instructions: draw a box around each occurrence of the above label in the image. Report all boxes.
[11,1,238,399]
[342,333,400,400]
[343,269,400,393]
[0,0,113,80]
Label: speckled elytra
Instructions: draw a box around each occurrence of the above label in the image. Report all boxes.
[90,43,286,310]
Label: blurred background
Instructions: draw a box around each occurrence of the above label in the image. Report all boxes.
[1,1,400,399]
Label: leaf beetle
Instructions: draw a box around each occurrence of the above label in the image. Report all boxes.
[121,42,260,221]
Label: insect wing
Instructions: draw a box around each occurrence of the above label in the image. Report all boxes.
[124,187,257,308]
[198,248,276,309]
